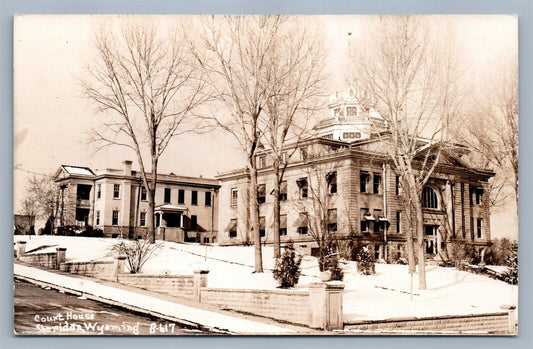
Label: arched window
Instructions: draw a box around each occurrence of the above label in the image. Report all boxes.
[422,187,439,209]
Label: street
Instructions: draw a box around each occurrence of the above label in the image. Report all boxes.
[14,279,210,335]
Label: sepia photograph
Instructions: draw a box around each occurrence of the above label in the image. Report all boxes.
[13,14,518,336]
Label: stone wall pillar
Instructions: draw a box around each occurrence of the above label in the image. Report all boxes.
[15,241,26,258]
[114,255,126,282]
[193,269,209,302]
[500,305,517,334]
[309,281,345,330]
[55,247,67,269]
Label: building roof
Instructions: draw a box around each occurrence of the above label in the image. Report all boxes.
[61,165,95,176]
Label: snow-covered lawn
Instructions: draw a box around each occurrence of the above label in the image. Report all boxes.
[14,236,518,322]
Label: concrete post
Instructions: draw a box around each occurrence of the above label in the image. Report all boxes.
[15,241,26,258]
[500,305,517,334]
[115,255,126,282]
[55,247,67,269]
[193,269,209,302]
[309,281,345,330]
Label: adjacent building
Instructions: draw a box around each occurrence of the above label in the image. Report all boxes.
[216,89,494,261]
[53,162,219,243]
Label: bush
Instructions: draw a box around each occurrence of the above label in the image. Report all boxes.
[356,247,375,275]
[273,243,302,288]
[328,254,344,281]
[111,238,161,274]
[504,243,518,285]
[484,238,512,266]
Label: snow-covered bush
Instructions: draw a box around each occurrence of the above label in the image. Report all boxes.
[111,238,161,274]
[273,243,302,288]
[504,243,518,285]
[356,247,375,275]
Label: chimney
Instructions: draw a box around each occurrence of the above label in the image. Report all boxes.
[123,160,132,176]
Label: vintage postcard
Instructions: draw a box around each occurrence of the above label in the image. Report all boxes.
[13,14,518,335]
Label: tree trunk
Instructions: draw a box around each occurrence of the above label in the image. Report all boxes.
[147,192,155,243]
[272,164,281,258]
[249,163,263,273]
[414,195,427,290]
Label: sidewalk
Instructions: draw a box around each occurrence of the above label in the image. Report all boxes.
[14,263,313,335]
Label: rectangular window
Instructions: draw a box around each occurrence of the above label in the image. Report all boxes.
[279,214,287,236]
[231,188,238,207]
[113,184,120,199]
[296,178,308,198]
[327,209,337,232]
[257,184,266,204]
[96,211,100,225]
[191,215,198,231]
[373,173,381,194]
[395,176,400,195]
[112,210,119,226]
[140,212,146,227]
[297,213,308,234]
[360,171,370,193]
[259,216,266,237]
[361,220,369,233]
[279,181,287,201]
[477,218,482,239]
[461,183,466,238]
[396,211,401,233]
[205,192,212,207]
[228,219,237,238]
[327,172,337,194]
[373,209,383,233]
[191,190,198,205]
[257,155,266,169]
[164,188,171,203]
[97,184,101,199]
[346,106,357,116]
[178,189,185,204]
[470,217,475,240]
[76,184,92,200]
[475,188,483,205]
[360,208,370,233]
[141,186,147,201]
[300,147,308,161]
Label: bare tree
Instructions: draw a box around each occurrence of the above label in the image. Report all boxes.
[261,18,327,258]
[348,16,462,289]
[190,15,290,272]
[82,19,206,243]
[459,61,518,217]
[23,175,60,233]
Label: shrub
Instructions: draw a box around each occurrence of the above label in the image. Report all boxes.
[504,243,518,285]
[328,254,344,281]
[273,243,302,288]
[111,238,161,274]
[484,238,512,266]
[356,247,375,275]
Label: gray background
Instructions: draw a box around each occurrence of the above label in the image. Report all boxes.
[2,0,531,348]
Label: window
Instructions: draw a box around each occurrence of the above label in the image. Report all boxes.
[327,172,337,194]
[300,147,308,161]
[257,155,266,169]
[231,188,238,207]
[395,176,400,195]
[296,178,308,198]
[164,188,171,203]
[281,152,288,164]
[461,183,466,238]
[477,218,482,239]
[279,215,287,236]
[279,181,287,201]
[361,220,369,233]
[297,213,308,234]
[472,187,483,205]
[97,184,101,199]
[346,106,357,116]
[205,192,212,207]
[76,184,91,200]
[191,215,198,231]
[178,189,185,204]
[96,211,100,225]
[191,190,198,205]
[360,171,370,193]
[257,184,266,204]
[396,211,401,233]
[227,219,237,238]
[373,209,383,233]
[141,186,147,201]
[140,212,146,227]
[113,184,120,199]
[259,216,266,237]
[112,210,119,226]
[422,187,438,209]
[360,208,372,233]
[373,173,381,194]
[327,209,337,232]
[470,217,475,240]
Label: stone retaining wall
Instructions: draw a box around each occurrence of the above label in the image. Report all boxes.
[118,274,196,299]
[18,252,58,269]
[344,312,512,334]
[60,260,116,281]
[200,287,311,326]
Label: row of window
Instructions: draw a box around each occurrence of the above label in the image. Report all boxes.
[96,184,212,207]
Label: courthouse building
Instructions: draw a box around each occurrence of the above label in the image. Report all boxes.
[216,89,494,261]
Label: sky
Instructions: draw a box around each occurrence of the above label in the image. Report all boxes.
[13,15,518,239]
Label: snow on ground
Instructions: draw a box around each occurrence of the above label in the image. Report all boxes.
[14,236,518,322]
